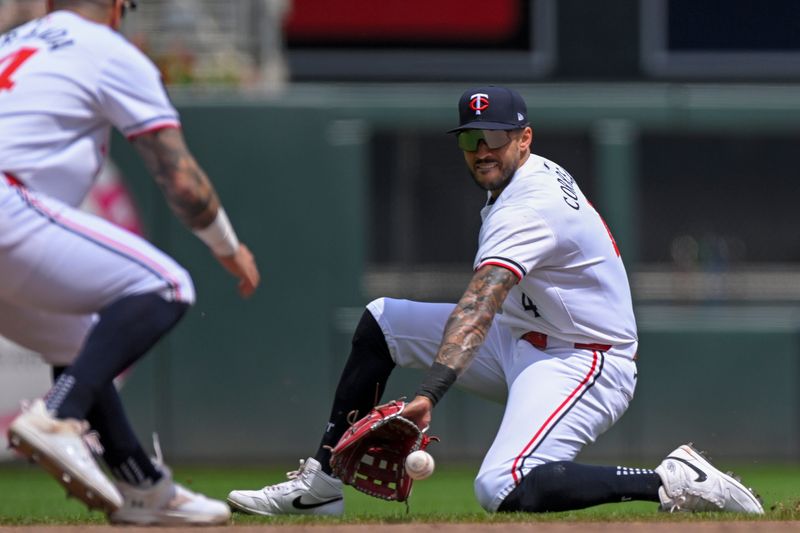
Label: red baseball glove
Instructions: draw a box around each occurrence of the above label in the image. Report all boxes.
[329,400,437,502]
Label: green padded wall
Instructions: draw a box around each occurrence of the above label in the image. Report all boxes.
[112,104,366,460]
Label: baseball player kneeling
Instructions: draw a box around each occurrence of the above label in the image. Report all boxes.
[227,86,762,516]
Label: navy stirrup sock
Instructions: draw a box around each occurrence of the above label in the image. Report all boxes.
[46,292,188,421]
[498,461,661,512]
[314,309,395,474]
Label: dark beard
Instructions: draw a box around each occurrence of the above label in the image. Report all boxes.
[469,163,516,192]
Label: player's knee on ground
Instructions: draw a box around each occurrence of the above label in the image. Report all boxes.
[474,459,555,512]
[474,468,511,512]
[496,462,572,513]
[475,461,574,513]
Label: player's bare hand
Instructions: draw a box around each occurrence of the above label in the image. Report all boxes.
[402,396,433,431]
[215,243,260,298]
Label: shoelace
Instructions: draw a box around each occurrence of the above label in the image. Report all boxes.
[666,494,687,512]
[262,459,308,492]
[286,458,308,480]
[668,475,725,511]
[674,492,722,511]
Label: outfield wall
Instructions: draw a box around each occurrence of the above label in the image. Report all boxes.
[105,84,800,464]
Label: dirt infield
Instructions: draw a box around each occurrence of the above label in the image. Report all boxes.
[1,523,799,533]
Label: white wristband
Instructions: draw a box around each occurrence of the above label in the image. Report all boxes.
[193,207,239,256]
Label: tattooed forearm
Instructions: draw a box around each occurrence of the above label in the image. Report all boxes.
[435,265,518,374]
[132,128,220,229]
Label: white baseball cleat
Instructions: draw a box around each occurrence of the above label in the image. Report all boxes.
[7,399,123,513]
[655,443,764,514]
[109,465,230,525]
[227,457,344,516]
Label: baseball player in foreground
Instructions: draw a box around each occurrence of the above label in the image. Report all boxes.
[0,0,259,525]
[228,86,762,516]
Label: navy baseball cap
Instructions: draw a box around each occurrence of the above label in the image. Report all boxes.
[447,86,529,133]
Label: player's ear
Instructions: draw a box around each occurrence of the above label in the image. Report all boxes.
[520,127,533,151]
[108,0,124,29]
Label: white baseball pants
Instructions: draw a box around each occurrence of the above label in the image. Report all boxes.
[367,297,637,512]
[0,180,195,365]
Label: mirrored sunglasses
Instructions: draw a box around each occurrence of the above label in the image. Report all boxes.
[456,129,513,152]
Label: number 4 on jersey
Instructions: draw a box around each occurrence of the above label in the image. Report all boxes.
[522,293,541,317]
[0,47,38,92]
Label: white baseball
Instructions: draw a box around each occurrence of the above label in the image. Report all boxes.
[405,450,435,480]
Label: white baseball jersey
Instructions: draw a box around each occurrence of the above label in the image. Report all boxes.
[0,10,179,207]
[474,154,638,359]
[364,153,639,513]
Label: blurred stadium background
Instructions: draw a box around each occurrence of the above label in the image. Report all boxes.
[1,0,800,466]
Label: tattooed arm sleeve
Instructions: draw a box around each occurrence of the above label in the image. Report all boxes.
[131,128,221,230]
[435,264,518,374]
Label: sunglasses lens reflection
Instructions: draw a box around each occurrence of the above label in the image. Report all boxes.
[457,130,482,151]
[457,130,511,151]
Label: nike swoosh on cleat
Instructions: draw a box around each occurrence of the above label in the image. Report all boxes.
[667,456,708,482]
[292,495,343,510]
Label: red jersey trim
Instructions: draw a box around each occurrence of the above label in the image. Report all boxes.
[126,122,181,141]
[3,172,23,187]
[476,260,523,282]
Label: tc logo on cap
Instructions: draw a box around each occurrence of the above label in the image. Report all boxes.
[470,93,489,115]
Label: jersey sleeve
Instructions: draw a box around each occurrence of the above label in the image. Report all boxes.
[475,205,556,281]
[97,41,180,139]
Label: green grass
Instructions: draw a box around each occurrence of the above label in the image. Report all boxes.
[1,462,799,525]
